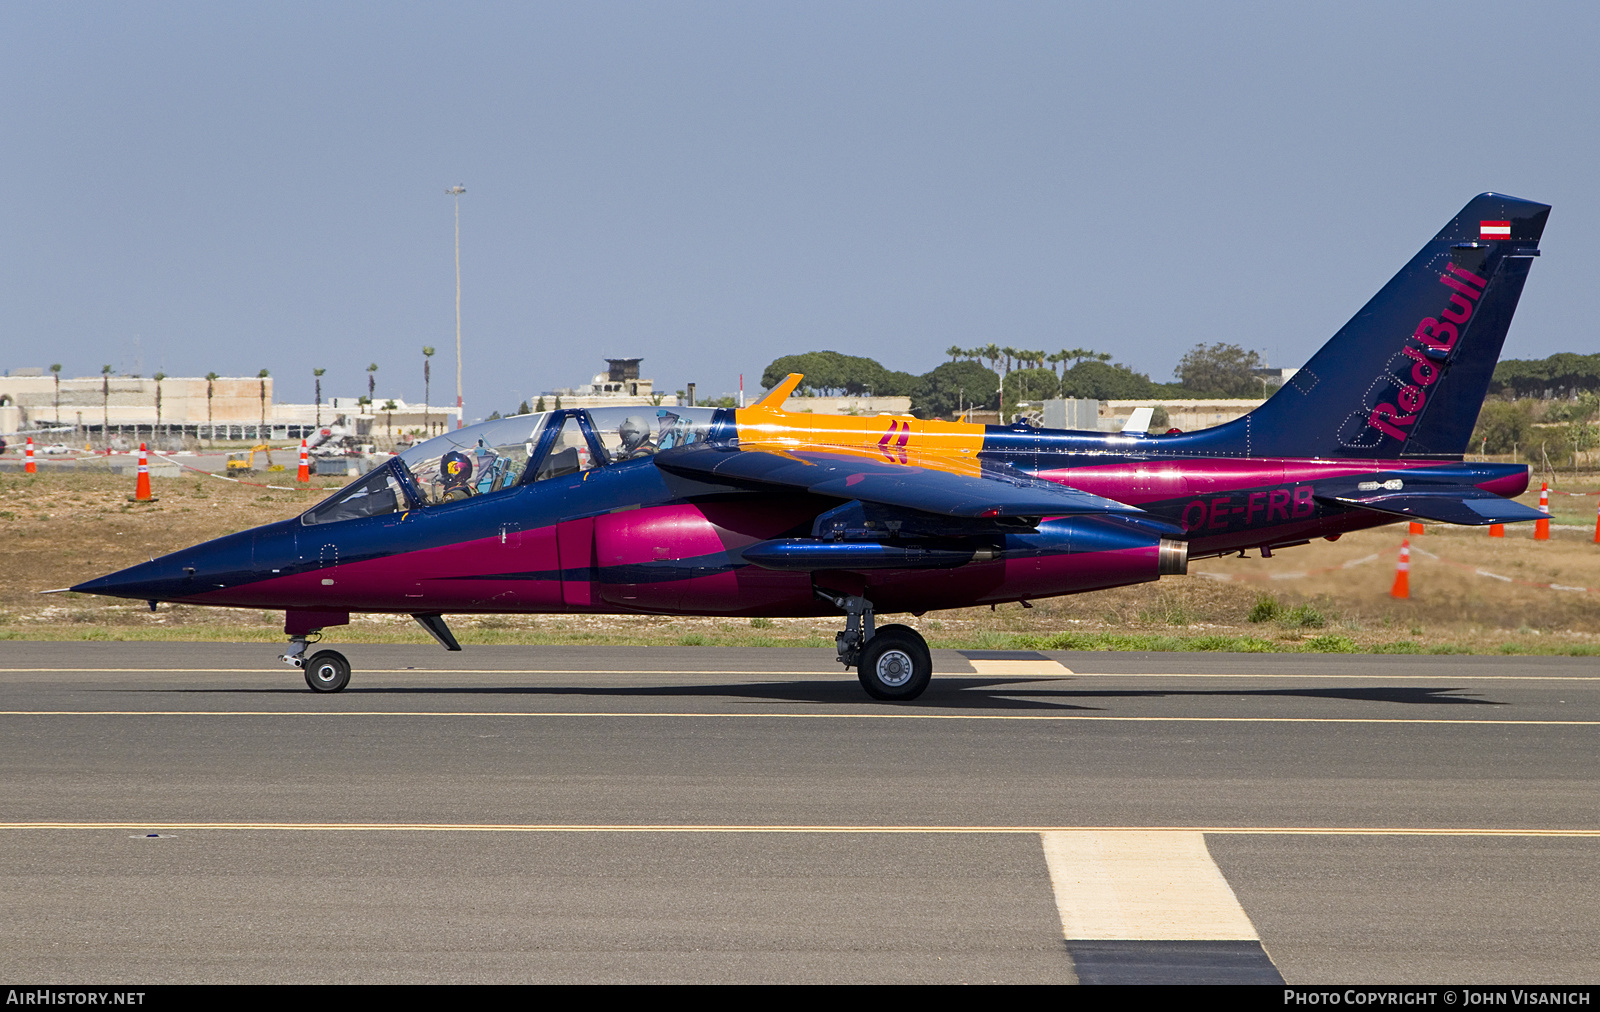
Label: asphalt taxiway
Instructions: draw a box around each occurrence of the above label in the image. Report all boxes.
[2,642,1597,983]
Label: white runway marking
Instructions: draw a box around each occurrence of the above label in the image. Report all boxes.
[967,659,1075,675]
[1040,831,1258,940]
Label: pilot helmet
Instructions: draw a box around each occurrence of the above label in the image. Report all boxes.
[619,416,650,450]
[440,450,473,487]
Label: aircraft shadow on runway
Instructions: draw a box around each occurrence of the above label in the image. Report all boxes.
[122,678,1505,711]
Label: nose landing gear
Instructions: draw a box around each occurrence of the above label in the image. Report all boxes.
[302,650,351,693]
[280,633,351,693]
[817,590,932,701]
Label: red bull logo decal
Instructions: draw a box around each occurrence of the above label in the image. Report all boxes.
[1362,264,1489,444]
[878,420,911,464]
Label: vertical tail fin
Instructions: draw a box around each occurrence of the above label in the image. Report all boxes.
[1188,193,1549,459]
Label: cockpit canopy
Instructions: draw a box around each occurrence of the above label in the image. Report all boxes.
[300,405,729,526]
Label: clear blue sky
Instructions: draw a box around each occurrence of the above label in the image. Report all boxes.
[3,2,1596,418]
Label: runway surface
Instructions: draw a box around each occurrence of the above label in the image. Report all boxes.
[3,642,1598,984]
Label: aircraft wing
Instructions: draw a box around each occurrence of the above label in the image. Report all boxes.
[655,445,1142,518]
[1315,488,1548,526]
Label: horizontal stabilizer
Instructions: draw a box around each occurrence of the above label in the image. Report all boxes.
[1316,491,1547,526]
[655,446,1141,518]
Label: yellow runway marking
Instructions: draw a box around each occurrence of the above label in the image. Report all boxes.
[3,822,1598,837]
[1046,673,1600,682]
[3,668,1598,682]
[1042,831,1259,940]
[0,668,845,676]
[0,710,1596,726]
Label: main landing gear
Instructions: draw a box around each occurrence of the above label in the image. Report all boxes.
[817,591,933,701]
[280,635,350,693]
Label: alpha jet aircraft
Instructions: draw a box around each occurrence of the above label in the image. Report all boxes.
[73,193,1550,700]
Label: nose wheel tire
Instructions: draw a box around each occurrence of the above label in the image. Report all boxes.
[857,624,932,701]
[304,650,351,693]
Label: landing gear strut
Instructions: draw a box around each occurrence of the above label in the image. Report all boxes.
[280,632,351,693]
[817,590,933,701]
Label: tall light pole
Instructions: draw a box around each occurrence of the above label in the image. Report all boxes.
[447,184,466,428]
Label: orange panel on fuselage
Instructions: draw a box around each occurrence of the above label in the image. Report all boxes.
[734,404,987,476]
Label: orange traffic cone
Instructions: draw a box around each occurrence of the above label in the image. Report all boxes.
[1535,482,1550,541]
[1408,521,1425,535]
[1489,524,1505,538]
[297,439,310,482]
[132,443,152,501]
[1390,539,1411,599]
[24,436,36,473]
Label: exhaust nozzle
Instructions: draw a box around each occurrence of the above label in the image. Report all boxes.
[1158,538,1189,576]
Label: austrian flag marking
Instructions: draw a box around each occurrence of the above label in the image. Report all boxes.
[1480,220,1512,240]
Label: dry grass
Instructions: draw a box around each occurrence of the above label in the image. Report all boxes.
[3,469,1600,654]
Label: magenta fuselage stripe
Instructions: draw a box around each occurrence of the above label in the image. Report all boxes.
[180,503,1165,616]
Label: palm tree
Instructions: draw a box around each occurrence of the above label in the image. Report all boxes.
[153,373,166,437]
[946,345,963,362]
[49,364,61,422]
[422,347,436,434]
[382,399,398,444]
[257,369,270,437]
[313,368,326,427]
[205,372,219,444]
[366,363,378,404]
[100,365,112,445]
[978,345,1002,409]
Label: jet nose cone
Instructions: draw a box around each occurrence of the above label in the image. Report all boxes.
[71,558,189,601]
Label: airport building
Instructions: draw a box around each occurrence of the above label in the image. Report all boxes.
[542,358,679,410]
[0,370,460,442]
[1037,397,1267,432]
[775,394,914,415]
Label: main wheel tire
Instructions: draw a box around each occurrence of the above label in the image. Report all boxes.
[304,650,351,693]
[857,624,932,701]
